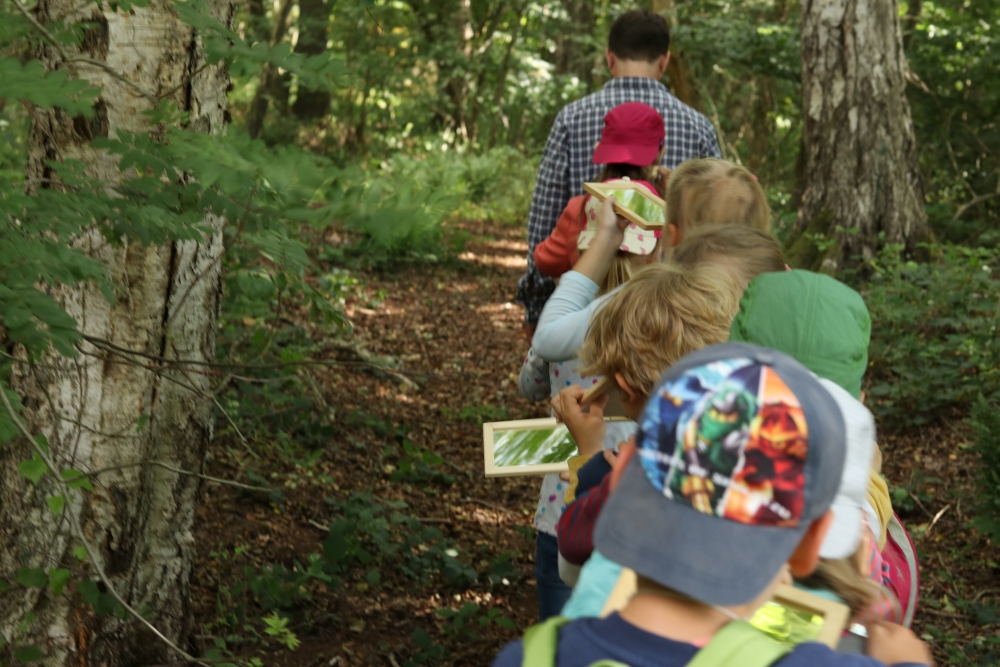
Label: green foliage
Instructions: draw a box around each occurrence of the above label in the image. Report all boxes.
[262,612,301,650]
[435,602,515,641]
[0,60,100,116]
[907,1,1000,245]
[966,396,1000,542]
[406,626,447,666]
[863,244,1000,429]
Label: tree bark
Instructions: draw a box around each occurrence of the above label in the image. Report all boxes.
[0,0,230,663]
[789,0,930,271]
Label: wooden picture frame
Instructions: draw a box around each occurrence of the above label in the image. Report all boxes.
[750,585,850,648]
[483,417,629,477]
[600,570,849,649]
[583,182,667,230]
[580,376,615,409]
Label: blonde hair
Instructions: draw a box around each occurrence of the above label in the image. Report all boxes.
[579,263,739,396]
[800,555,880,620]
[672,224,785,288]
[599,249,660,296]
[666,159,771,234]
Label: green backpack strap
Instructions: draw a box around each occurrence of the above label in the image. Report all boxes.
[685,621,791,667]
[521,616,572,667]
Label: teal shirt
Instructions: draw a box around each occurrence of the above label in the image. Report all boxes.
[560,550,622,619]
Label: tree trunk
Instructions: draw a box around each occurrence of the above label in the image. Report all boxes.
[290,0,331,120]
[788,0,930,272]
[0,0,230,663]
[246,0,294,138]
[553,0,595,86]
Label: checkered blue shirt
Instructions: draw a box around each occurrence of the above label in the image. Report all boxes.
[516,77,721,324]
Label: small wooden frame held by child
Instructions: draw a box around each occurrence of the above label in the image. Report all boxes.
[483,416,629,477]
[583,181,667,230]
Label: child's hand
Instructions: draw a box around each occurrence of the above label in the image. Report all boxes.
[552,385,608,458]
[866,622,934,666]
[594,195,629,247]
[652,166,672,196]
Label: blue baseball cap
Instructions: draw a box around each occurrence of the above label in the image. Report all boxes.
[593,342,847,606]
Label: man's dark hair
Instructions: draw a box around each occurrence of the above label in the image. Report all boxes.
[608,10,671,62]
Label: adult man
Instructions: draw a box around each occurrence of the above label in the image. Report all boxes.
[516,10,721,335]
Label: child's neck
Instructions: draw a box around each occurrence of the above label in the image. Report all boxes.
[618,592,734,644]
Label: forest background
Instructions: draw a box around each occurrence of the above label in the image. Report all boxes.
[1,0,999,666]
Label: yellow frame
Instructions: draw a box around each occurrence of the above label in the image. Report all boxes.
[583,181,667,230]
[600,569,849,649]
[483,417,629,477]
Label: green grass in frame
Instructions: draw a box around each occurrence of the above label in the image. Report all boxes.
[750,600,824,646]
[493,425,576,467]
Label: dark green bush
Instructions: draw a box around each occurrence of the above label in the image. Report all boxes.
[863,243,1000,429]
[967,396,1000,543]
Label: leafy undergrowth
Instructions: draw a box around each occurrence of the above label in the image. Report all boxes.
[882,425,1000,665]
[190,220,999,666]
[191,220,545,666]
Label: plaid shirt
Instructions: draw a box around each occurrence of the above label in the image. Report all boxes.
[516,77,721,323]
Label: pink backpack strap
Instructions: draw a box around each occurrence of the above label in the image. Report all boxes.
[883,513,920,627]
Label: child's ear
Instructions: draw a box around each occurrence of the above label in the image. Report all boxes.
[609,438,637,493]
[788,510,834,577]
[668,223,681,248]
[614,372,641,403]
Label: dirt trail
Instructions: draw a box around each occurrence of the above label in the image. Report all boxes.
[192,221,545,666]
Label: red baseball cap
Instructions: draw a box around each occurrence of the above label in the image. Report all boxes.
[592,102,665,166]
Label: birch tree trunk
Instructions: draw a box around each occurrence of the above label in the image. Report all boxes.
[787,0,930,271]
[0,0,232,663]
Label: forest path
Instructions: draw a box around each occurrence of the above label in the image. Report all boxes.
[192,220,546,666]
[189,219,992,667]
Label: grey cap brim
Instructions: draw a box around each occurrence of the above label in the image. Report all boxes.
[594,456,811,606]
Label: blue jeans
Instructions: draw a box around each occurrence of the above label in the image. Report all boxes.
[535,532,572,620]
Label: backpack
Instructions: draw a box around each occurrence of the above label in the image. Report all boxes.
[521,615,791,667]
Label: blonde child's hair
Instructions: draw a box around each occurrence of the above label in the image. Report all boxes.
[800,553,880,619]
[598,250,659,296]
[666,159,771,234]
[579,263,739,395]
[672,224,785,289]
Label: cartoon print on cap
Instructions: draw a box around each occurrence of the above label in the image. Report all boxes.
[638,359,808,528]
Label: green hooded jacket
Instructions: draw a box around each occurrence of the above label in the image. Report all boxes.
[729,270,871,400]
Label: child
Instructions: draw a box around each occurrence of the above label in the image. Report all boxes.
[492,344,933,667]
[532,158,772,364]
[519,261,737,618]
[551,226,786,610]
[728,270,919,626]
[671,223,787,291]
[533,101,669,283]
[517,102,670,620]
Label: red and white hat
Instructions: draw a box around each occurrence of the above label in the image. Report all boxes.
[592,102,666,166]
[577,179,662,256]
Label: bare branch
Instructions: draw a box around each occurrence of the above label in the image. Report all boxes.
[61,459,272,493]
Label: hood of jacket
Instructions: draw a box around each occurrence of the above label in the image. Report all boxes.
[729,270,871,399]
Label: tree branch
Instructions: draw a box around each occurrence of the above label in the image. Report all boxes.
[61,459,272,493]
